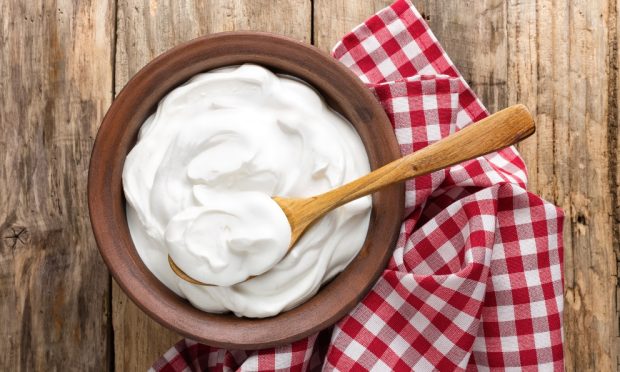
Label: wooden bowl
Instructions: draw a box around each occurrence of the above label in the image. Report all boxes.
[88,32,404,349]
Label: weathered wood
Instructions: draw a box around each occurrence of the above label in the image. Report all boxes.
[115,0,311,91]
[0,0,615,369]
[111,281,180,371]
[420,3,620,367]
[113,1,311,369]
[314,0,508,113]
[416,1,508,115]
[507,1,619,370]
[315,1,620,370]
[313,0,393,52]
[0,0,114,371]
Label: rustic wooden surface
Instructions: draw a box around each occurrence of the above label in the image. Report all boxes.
[1,0,618,370]
[0,0,114,370]
[113,1,310,370]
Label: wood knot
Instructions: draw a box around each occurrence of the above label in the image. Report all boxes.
[3,226,29,249]
[576,212,587,225]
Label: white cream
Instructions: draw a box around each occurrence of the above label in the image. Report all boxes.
[165,191,291,286]
[123,64,371,318]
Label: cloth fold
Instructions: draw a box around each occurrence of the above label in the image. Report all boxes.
[151,1,564,370]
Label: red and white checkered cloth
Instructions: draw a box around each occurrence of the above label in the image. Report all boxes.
[151,1,564,370]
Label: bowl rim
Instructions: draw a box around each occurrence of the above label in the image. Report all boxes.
[88,31,404,349]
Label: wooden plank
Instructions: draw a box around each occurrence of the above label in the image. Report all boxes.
[313,0,393,51]
[314,1,618,370]
[0,0,114,370]
[115,0,311,90]
[611,4,620,370]
[414,1,508,115]
[314,1,507,112]
[113,1,311,370]
[508,1,618,370]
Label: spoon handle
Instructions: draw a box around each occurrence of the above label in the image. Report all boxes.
[169,105,535,286]
[313,104,534,213]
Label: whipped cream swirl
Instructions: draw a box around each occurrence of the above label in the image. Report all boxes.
[123,64,371,317]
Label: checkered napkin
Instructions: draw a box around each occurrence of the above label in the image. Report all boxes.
[151,1,564,370]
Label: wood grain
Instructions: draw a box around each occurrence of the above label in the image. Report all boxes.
[0,0,616,369]
[111,280,180,371]
[0,0,114,370]
[113,1,311,370]
[313,0,393,51]
[416,0,508,114]
[314,0,508,112]
[508,1,619,370]
[423,3,620,367]
[314,1,620,370]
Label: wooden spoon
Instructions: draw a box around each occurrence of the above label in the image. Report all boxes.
[169,104,535,286]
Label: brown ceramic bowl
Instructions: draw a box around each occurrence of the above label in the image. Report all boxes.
[88,32,404,349]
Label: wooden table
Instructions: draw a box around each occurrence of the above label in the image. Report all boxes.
[1,1,617,370]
